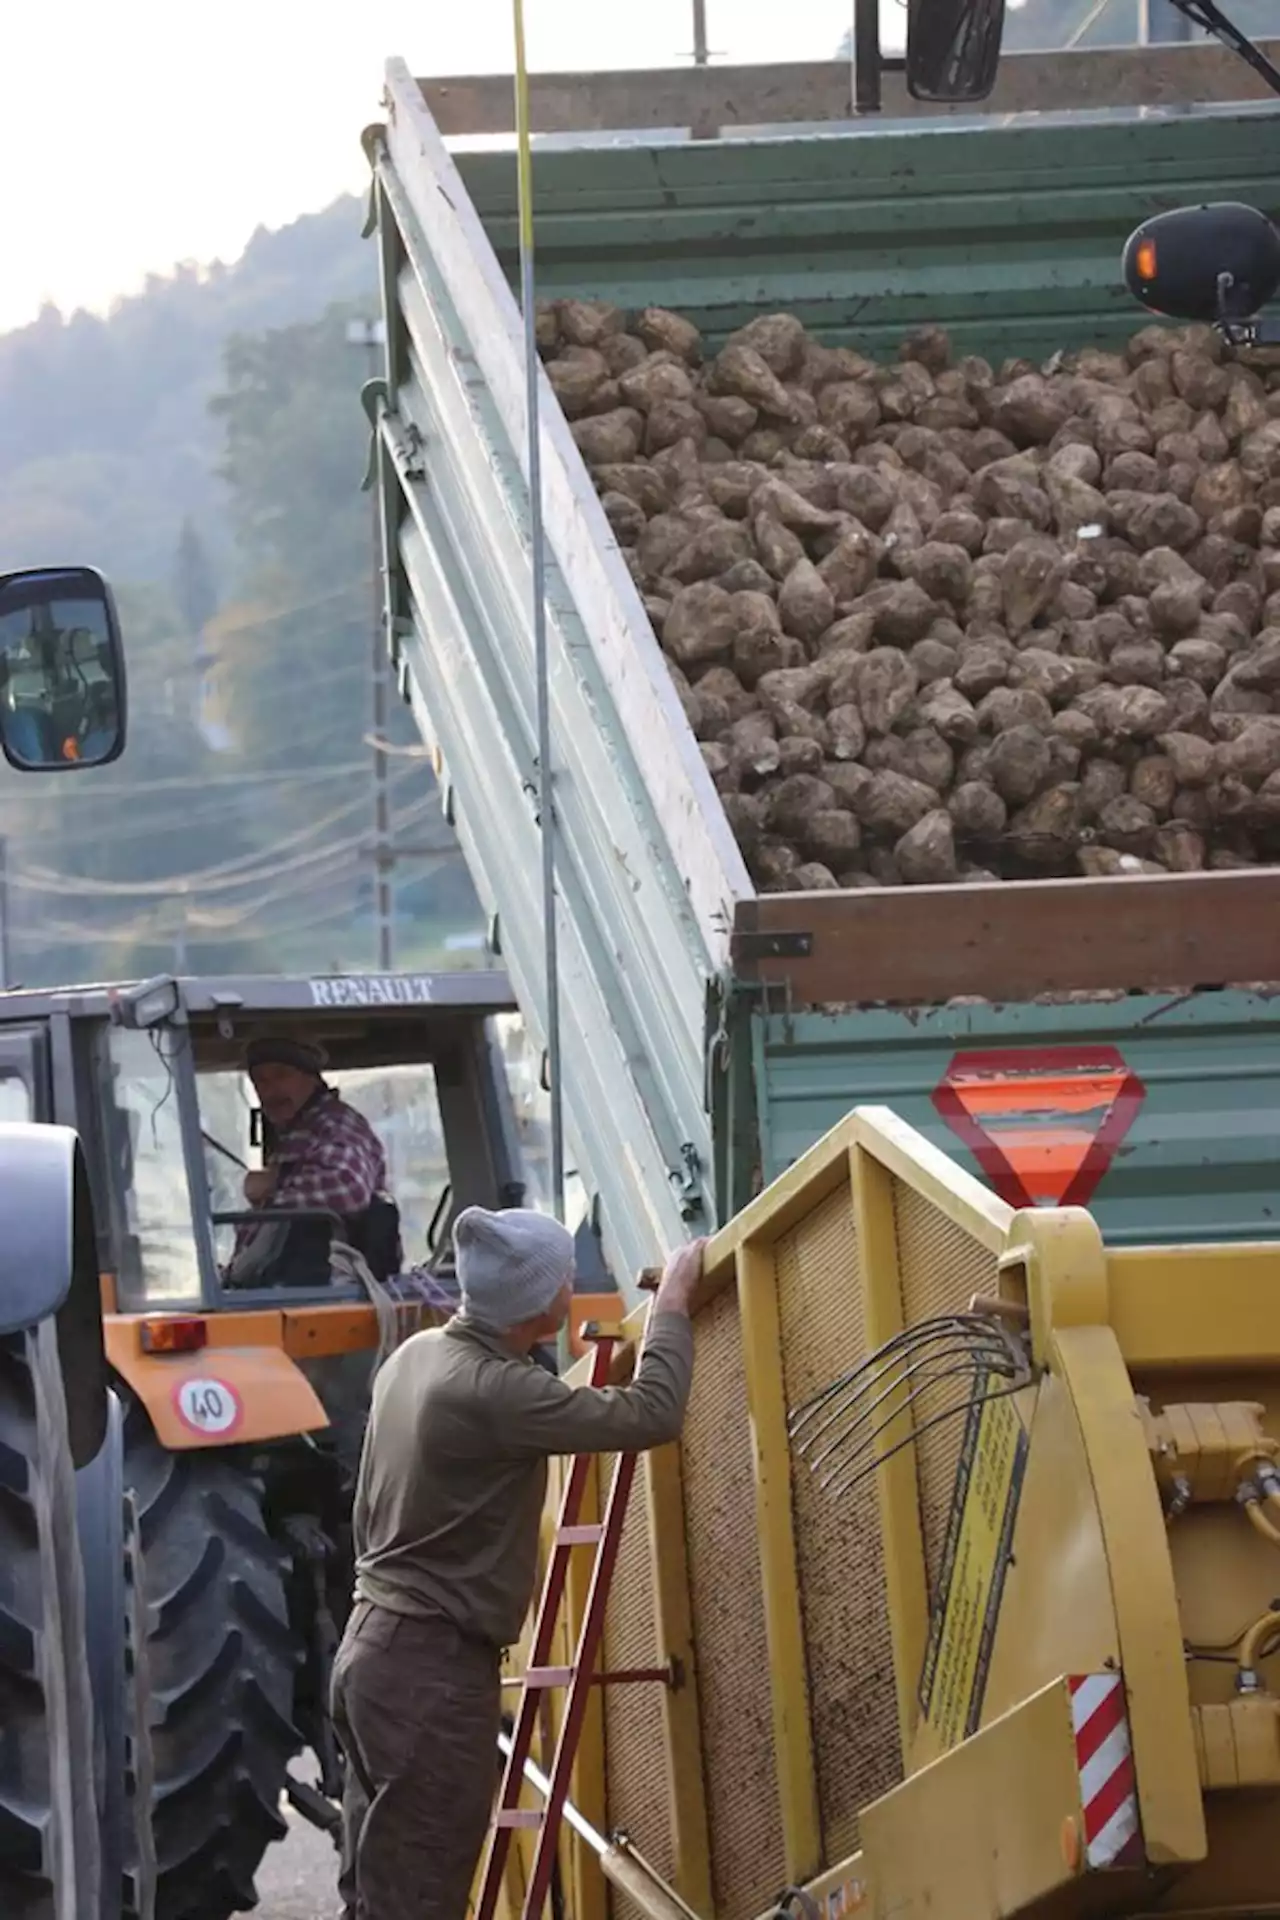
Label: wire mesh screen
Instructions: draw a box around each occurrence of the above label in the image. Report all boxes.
[602,1454,675,1920]
[890,1179,1001,1605]
[586,1135,1012,1920]
[776,1184,903,1864]
[681,1284,786,1920]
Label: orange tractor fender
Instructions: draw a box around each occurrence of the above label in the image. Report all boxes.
[104,1307,333,1450]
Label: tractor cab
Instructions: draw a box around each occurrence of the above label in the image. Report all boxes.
[58,968,548,1316]
[0,966,563,1318]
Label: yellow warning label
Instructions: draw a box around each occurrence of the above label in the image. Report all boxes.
[917,1376,1027,1752]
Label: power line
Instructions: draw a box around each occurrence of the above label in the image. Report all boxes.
[9,834,461,954]
[6,763,435,855]
[12,777,428,897]
[10,793,445,907]
[0,761,372,802]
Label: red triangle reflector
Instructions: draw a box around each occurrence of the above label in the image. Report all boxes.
[932,1046,1146,1210]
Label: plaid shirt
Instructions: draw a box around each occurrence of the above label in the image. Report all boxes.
[235,1086,387,1255]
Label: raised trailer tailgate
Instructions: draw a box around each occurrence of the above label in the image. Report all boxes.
[374,60,1280,1284]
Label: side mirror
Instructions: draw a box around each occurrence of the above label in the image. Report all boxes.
[906,0,1007,103]
[0,565,127,772]
[0,1124,108,1467]
[1123,202,1280,325]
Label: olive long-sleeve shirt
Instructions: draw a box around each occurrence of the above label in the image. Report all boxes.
[351,1309,694,1649]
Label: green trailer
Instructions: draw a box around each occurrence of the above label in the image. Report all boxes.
[366,40,1280,1295]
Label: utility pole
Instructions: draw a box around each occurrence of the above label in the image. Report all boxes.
[692,0,709,64]
[347,317,394,972]
[172,887,189,974]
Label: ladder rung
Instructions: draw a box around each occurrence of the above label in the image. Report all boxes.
[503,1664,676,1690]
[557,1523,604,1546]
[579,1319,625,1341]
[495,1810,544,1830]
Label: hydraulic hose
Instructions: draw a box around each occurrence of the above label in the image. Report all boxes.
[1244,1499,1280,1550]
[1238,1609,1280,1685]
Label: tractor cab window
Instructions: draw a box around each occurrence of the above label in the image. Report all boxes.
[100,1025,203,1309]
[0,1074,31,1122]
[194,1057,450,1279]
[332,1063,449,1267]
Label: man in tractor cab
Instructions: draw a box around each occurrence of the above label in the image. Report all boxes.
[331,1207,701,1920]
[227,1035,400,1285]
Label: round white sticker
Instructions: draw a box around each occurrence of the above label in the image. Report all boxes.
[173,1376,243,1438]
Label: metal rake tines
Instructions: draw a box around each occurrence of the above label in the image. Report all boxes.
[788,1315,1013,1453]
[796,1347,1016,1498]
[787,1313,1016,1460]
[787,1312,1033,1503]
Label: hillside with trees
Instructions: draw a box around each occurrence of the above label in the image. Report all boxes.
[0,194,481,988]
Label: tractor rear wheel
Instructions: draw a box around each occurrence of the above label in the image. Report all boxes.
[0,1324,101,1919]
[124,1396,302,1920]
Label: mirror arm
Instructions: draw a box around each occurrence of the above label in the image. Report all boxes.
[1213,270,1280,350]
[1220,313,1280,349]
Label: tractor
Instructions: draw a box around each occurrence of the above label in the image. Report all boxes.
[0,962,607,1919]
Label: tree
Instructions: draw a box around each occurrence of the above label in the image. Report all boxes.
[0,198,478,987]
[0,194,374,582]
[173,518,218,637]
[210,304,375,593]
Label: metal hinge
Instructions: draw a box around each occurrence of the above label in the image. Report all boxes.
[734,929,813,961]
[381,410,427,482]
[358,378,391,491]
[670,1142,706,1223]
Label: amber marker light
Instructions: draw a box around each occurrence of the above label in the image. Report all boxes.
[140,1315,208,1354]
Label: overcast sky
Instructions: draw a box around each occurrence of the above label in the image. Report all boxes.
[0,0,882,332]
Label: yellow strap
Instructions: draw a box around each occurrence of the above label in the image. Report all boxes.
[512,0,535,263]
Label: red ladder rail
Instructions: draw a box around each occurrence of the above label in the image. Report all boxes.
[474,1312,660,1920]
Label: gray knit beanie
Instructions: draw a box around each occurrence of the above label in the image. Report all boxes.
[455,1206,575,1330]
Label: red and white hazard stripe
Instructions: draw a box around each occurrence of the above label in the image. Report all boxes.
[1068,1674,1144,1870]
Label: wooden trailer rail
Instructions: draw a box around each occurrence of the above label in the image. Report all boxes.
[417,39,1280,138]
[730,866,1280,1007]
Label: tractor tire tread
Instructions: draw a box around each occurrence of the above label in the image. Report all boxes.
[123,1395,301,1920]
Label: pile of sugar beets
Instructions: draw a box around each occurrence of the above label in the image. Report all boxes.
[537,298,1280,889]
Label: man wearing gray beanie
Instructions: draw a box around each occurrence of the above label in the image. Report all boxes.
[331,1206,702,1920]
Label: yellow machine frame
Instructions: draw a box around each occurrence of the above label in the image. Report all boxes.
[493,1106,1280,1920]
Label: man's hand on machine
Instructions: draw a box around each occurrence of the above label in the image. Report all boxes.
[653,1237,707,1319]
[244,1164,280,1206]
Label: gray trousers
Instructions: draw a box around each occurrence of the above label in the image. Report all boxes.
[331,1600,501,1920]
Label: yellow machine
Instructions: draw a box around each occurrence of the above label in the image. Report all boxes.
[495,1105,1280,1920]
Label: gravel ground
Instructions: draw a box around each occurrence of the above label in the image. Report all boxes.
[256,1765,341,1920]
